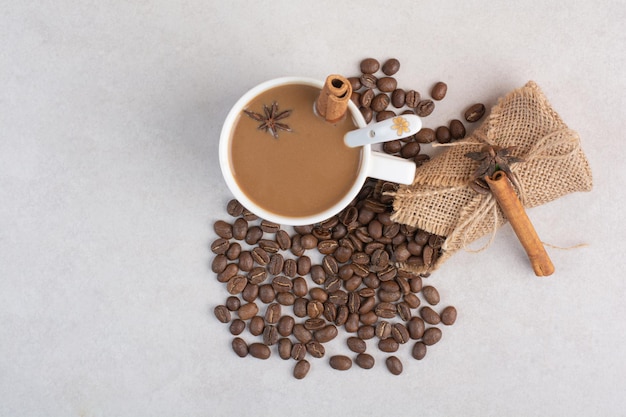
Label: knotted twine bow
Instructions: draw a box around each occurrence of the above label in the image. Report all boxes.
[390,81,593,273]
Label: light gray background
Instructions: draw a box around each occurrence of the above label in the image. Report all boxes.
[1,1,625,416]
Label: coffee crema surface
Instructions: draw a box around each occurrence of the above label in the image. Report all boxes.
[230,84,361,218]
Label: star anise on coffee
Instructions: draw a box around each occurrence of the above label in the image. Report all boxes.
[465,145,524,194]
[243,101,292,138]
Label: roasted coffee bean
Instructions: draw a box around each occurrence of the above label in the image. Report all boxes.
[283,258,297,278]
[214,305,231,323]
[263,325,279,346]
[422,285,441,305]
[403,293,420,309]
[244,226,262,245]
[293,297,308,317]
[259,220,279,234]
[396,276,410,294]
[347,292,361,313]
[237,302,258,320]
[380,280,400,292]
[232,218,248,240]
[304,318,326,331]
[360,73,378,89]
[277,315,295,336]
[420,306,441,325]
[267,253,284,275]
[258,239,280,254]
[226,199,244,217]
[310,265,326,285]
[251,247,270,266]
[211,238,230,255]
[405,90,421,108]
[308,288,328,303]
[323,301,337,322]
[376,110,396,121]
[386,356,403,375]
[329,355,352,371]
[422,245,434,267]
[378,290,401,303]
[307,300,324,318]
[229,318,245,335]
[422,327,443,345]
[241,209,258,222]
[225,296,241,311]
[376,77,397,92]
[355,353,375,369]
[378,337,399,353]
[345,312,360,333]
[293,359,311,379]
[317,239,339,255]
[371,249,390,268]
[400,141,420,159]
[227,275,247,295]
[238,251,254,272]
[431,81,447,100]
[436,125,451,143]
[407,241,423,256]
[258,284,275,303]
[359,298,376,316]
[224,242,242,259]
[249,342,271,359]
[291,276,307,297]
[409,276,423,293]
[407,317,426,340]
[381,58,400,76]
[335,305,349,326]
[329,290,348,306]
[293,324,313,343]
[232,337,248,357]
[416,99,435,117]
[415,127,436,144]
[387,89,405,109]
[360,89,374,108]
[290,234,305,257]
[315,324,338,343]
[265,302,281,324]
[441,306,457,325]
[345,275,363,292]
[351,252,370,265]
[362,272,380,287]
[322,255,339,275]
[348,76,362,90]
[248,315,265,336]
[324,276,342,293]
[294,225,313,235]
[214,220,233,239]
[321,215,339,229]
[377,265,397,282]
[242,282,258,303]
[272,276,293,293]
[371,93,390,112]
[296,256,312,276]
[449,119,466,139]
[376,321,392,339]
[392,244,410,263]
[276,230,291,250]
[414,153,430,166]
[414,230,429,246]
[357,325,375,340]
[412,341,427,360]
[391,323,410,344]
[383,139,402,154]
[300,234,317,250]
[276,292,296,306]
[359,311,378,326]
[350,91,361,107]
[396,301,413,321]
[360,58,380,74]
[211,254,228,273]
[278,337,293,359]
[291,343,306,360]
[465,103,486,122]
[347,336,367,353]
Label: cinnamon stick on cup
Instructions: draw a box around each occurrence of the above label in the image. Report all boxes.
[316,75,352,123]
[485,171,555,276]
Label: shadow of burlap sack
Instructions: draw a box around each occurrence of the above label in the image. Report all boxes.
[390,81,593,273]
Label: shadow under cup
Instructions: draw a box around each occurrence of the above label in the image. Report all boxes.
[220,78,368,226]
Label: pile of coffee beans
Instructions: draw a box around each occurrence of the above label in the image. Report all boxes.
[348,57,485,165]
[211,178,457,378]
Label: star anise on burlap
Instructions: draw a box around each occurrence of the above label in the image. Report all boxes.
[465,145,524,194]
[243,101,292,138]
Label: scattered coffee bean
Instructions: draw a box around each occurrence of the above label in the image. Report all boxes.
[306,341,325,358]
[422,285,441,305]
[416,99,435,117]
[278,338,292,359]
[420,306,441,325]
[237,302,258,320]
[262,325,279,346]
[391,323,410,344]
[355,353,375,369]
[378,337,399,353]
[422,327,443,346]
[407,317,426,340]
[376,110,396,121]
[360,74,378,89]
[214,220,233,239]
[214,305,231,323]
[371,93,390,112]
[415,127,436,144]
[465,103,486,122]
[441,306,458,325]
[360,58,380,74]
[381,58,400,76]
[249,343,271,359]
[232,337,248,357]
[347,336,367,353]
[293,359,311,379]
[435,125,451,144]
[226,199,244,217]
[412,341,427,360]
[431,81,447,100]
[377,77,397,93]
[391,89,405,108]
[329,355,352,371]
[386,356,403,375]
[449,119,466,139]
[211,238,230,255]
[291,343,306,361]
[405,90,421,108]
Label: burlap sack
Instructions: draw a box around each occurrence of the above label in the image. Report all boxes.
[391,81,593,273]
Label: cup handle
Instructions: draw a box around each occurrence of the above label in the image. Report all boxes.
[366,152,416,185]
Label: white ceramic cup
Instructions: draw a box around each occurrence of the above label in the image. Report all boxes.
[219,77,418,226]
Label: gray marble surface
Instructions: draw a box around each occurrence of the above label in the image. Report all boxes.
[1,1,624,416]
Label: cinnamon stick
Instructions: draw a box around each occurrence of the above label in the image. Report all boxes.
[315,75,352,123]
[485,171,555,276]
